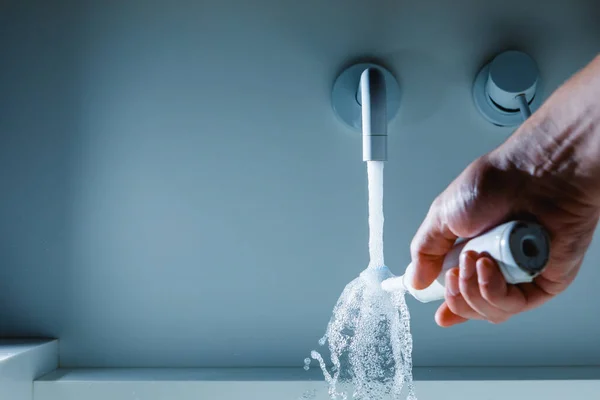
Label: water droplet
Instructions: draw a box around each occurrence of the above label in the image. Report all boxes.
[303,357,311,370]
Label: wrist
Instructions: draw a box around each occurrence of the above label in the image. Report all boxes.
[495,55,600,189]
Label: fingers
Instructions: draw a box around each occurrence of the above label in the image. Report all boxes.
[410,157,511,291]
[435,268,481,327]
[444,268,483,321]
[435,252,530,327]
[476,256,526,313]
[435,302,468,327]
[409,203,457,290]
[458,254,511,324]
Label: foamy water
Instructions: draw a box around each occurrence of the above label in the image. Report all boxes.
[308,161,416,400]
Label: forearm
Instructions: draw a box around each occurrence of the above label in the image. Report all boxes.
[491,54,600,198]
[535,54,600,175]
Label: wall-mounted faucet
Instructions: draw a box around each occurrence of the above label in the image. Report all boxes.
[473,50,540,126]
[358,68,388,161]
[331,63,401,161]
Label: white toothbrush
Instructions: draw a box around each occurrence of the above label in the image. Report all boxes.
[381,221,550,303]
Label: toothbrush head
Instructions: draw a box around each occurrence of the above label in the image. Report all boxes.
[381,275,406,293]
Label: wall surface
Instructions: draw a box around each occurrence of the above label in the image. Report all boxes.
[1,0,600,368]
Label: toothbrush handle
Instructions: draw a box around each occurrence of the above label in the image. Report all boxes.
[423,223,519,300]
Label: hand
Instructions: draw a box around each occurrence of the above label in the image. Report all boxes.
[410,54,600,327]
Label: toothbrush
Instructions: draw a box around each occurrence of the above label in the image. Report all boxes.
[381,221,550,303]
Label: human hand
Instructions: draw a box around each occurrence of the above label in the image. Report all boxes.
[410,54,600,327]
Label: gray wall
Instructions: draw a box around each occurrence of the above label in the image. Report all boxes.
[1,0,599,367]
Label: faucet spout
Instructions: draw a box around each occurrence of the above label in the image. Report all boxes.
[330,62,400,158]
[359,68,387,161]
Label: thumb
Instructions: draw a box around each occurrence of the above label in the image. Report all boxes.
[409,157,511,290]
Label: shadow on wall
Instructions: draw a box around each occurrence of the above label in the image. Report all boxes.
[0,1,82,338]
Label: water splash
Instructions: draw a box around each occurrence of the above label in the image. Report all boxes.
[304,357,312,371]
[308,161,416,399]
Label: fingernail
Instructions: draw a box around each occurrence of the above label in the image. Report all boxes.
[459,251,477,280]
[476,258,494,285]
[446,269,459,296]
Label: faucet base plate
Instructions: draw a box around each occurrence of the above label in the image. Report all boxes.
[473,61,542,128]
[332,63,401,131]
